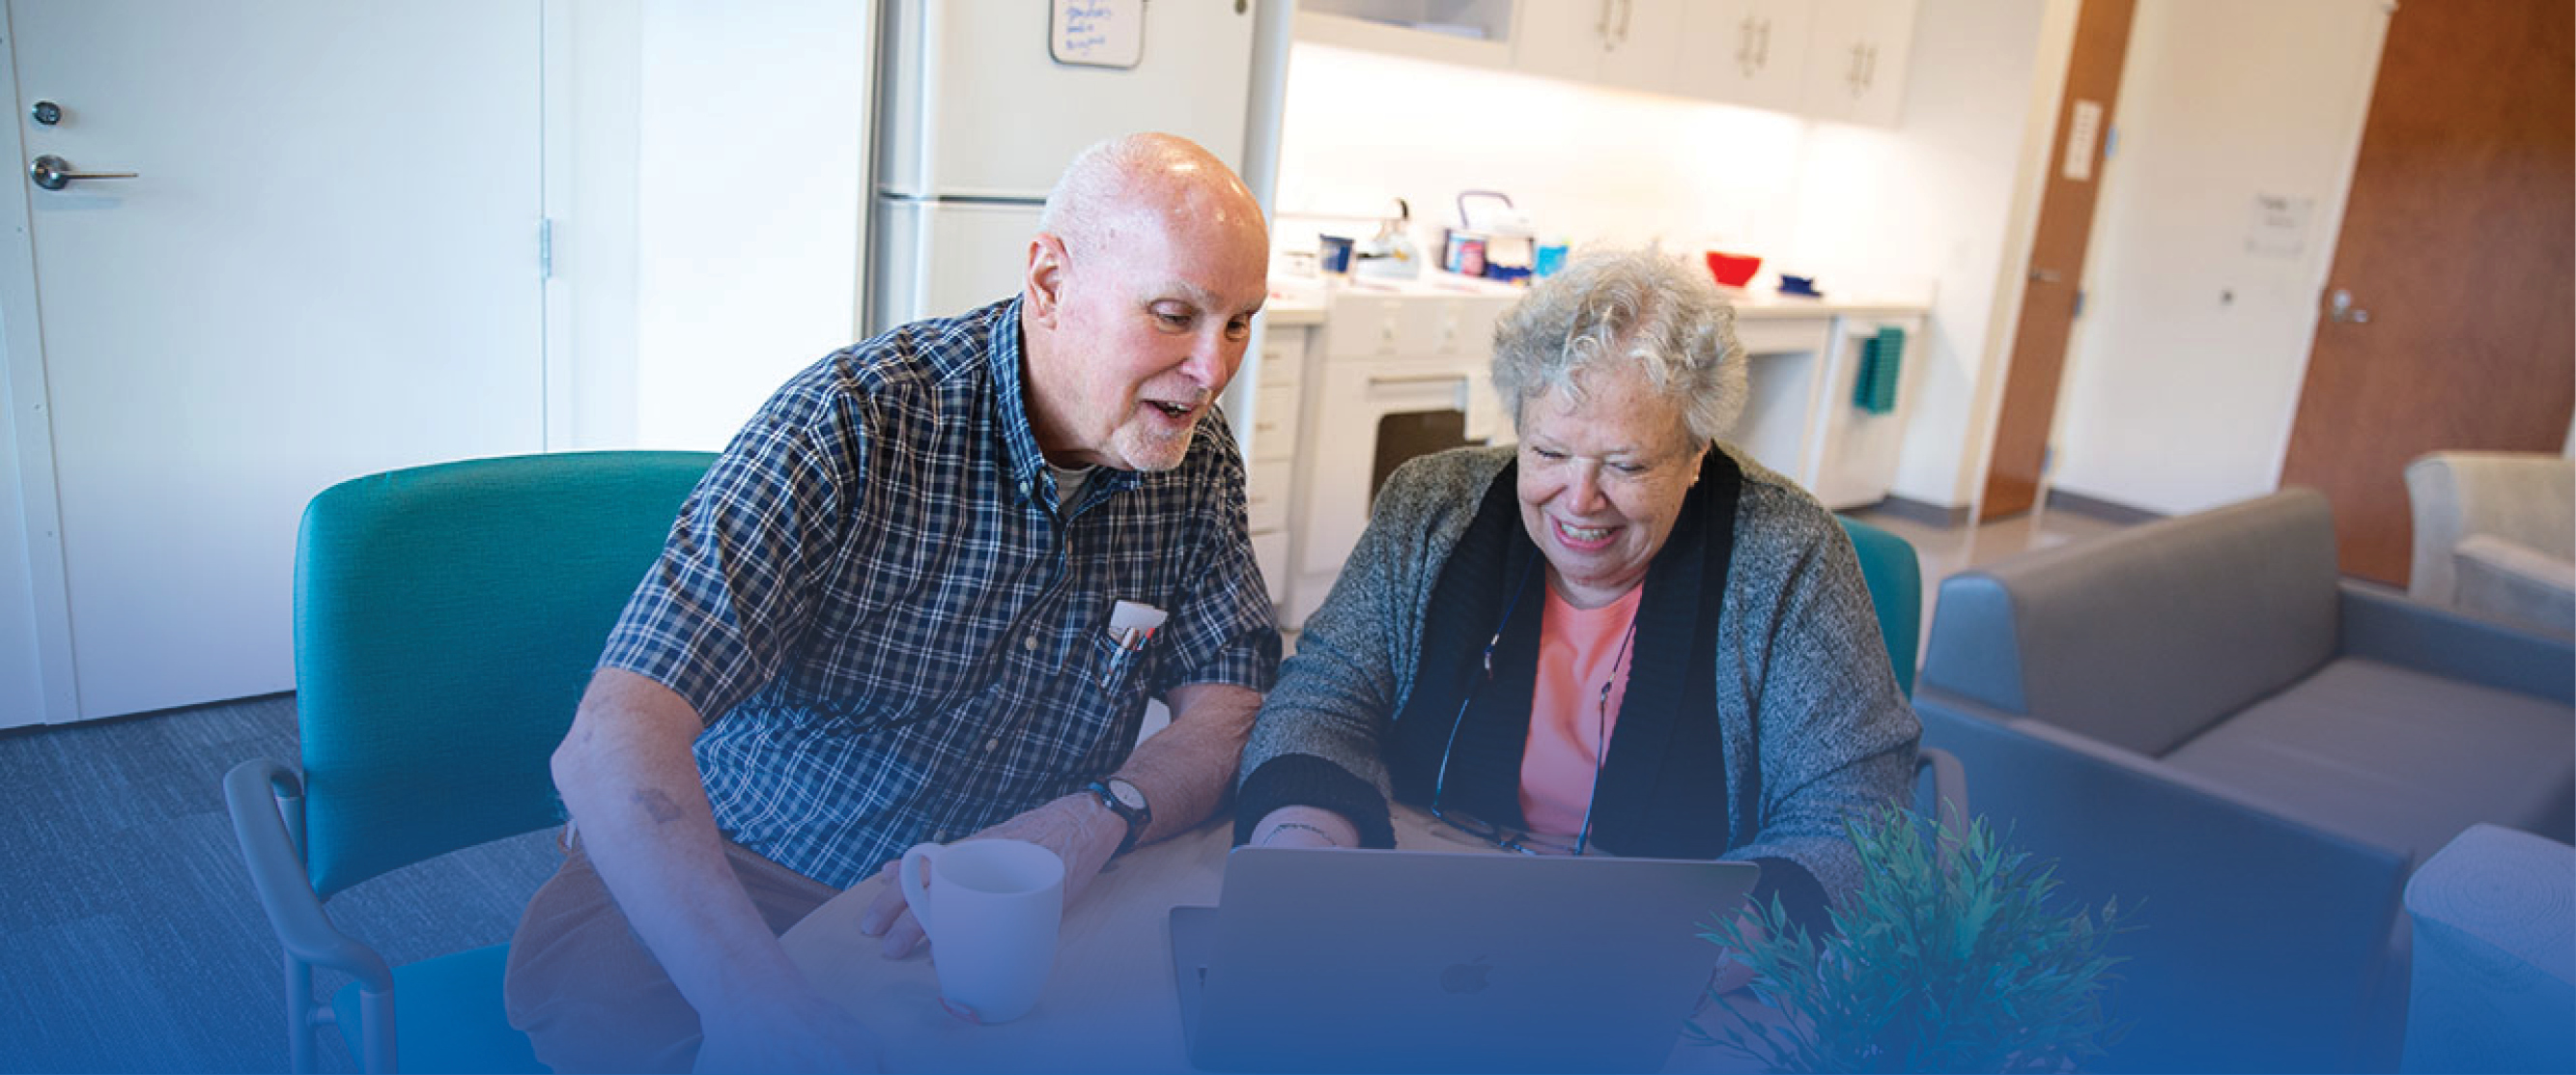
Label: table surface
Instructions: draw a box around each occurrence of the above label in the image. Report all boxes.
[781,805,1773,1072]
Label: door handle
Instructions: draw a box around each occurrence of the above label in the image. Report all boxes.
[2327,288,2371,324]
[29,154,137,191]
[2028,268,2063,284]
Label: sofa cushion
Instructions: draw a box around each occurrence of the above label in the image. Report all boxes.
[2164,657,2576,864]
[1919,490,2341,756]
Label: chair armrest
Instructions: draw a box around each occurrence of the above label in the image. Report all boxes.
[2401,824,2576,1073]
[1913,745,1967,824]
[224,758,394,992]
[2337,581,2576,704]
[2451,535,2576,636]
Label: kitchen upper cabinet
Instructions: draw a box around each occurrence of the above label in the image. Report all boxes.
[1803,0,1918,127]
[1600,0,1686,97]
[1514,0,1613,83]
[1302,0,1913,127]
[1676,0,1813,115]
[1295,0,1517,70]
[1514,0,1685,96]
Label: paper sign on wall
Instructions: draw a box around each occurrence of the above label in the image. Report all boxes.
[2062,99,2104,182]
[1053,0,1144,70]
[2246,192,2314,258]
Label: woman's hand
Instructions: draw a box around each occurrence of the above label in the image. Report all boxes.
[1249,806,1362,849]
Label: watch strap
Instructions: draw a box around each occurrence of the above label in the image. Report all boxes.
[1088,778,1148,857]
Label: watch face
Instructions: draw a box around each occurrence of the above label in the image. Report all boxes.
[1107,778,1146,811]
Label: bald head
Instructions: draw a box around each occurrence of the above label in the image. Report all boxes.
[1016,132,1272,472]
[1035,132,1267,266]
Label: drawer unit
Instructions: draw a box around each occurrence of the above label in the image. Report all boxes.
[1247,457,1291,533]
[1230,318,1315,621]
[1250,370,1301,463]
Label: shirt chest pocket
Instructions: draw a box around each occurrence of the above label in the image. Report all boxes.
[1080,623,1158,704]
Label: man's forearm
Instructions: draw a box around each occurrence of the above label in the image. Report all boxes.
[1113,682,1261,845]
[553,668,810,1016]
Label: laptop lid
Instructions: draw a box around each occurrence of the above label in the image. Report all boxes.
[1170,847,1760,1073]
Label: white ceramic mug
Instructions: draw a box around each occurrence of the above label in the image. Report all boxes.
[897,838,1065,1023]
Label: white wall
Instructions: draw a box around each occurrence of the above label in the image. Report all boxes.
[2048,0,2388,515]
[0,316,44,726]
[629,0,870,450]
[1274,1,2066,512]
[558,0,641,450]
[1786,0,2070,510]
[1275,43,1810,268]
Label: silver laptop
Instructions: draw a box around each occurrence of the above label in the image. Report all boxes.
[1169,846,1761,1073]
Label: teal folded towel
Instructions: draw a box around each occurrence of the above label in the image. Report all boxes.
[1854,326,1905,414]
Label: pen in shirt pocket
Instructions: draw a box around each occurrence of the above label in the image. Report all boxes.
[1100,600,1168,688]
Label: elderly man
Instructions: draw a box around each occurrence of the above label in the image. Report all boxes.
[504,133,1278,1072]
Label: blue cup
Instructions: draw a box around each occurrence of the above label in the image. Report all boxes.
[1534,243,1570,277]
[1318,235,1355,275]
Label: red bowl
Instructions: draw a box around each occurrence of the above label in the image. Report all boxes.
[1704,251,1762,289]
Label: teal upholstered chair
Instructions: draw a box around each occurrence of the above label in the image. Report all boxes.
[225,451,714,1074]
[1836,515,1923,696]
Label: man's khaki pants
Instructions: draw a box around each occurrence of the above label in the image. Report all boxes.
[502,832,839,1074]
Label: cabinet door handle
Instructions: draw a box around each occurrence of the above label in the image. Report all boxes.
[1615,0,1634,44]
[1756,17,1771,71]
[1596,0,1614,42]
[1738,15,1759,77]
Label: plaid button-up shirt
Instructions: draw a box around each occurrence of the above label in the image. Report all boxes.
[599,298,1280,887]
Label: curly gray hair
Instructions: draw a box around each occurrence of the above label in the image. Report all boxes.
[1488,248,1748,445]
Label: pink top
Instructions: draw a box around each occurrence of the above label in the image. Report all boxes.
[1517,583,1642,838]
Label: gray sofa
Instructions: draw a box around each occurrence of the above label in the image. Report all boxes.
[1916,489,2575,1072]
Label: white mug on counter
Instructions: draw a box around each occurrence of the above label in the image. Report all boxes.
[897,838,1065,1023]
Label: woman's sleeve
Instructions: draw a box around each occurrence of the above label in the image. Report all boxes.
[1728,506,1923,921]
[1231,464,1453,849]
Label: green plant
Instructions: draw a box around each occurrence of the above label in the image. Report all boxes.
[1691,804,2132,1073]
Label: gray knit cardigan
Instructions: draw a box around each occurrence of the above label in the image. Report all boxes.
[1237,444,1920,903]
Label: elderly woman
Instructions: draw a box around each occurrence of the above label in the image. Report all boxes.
[1234,249,1917,926]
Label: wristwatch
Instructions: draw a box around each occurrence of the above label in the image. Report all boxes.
[1087,777,1151,857]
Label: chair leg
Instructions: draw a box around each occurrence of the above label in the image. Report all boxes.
[284,953,317,1074]
[359,985,398,1074]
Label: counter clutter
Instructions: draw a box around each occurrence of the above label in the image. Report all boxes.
[1229,271,1928,630]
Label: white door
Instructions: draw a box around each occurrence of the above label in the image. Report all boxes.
[2,1,545,721]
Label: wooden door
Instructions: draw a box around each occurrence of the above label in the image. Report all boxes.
[2279,0,2574,583]
[3,1,545,721]
[1979,0,2137,519]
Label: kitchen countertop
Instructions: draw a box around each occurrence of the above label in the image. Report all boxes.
[1725,287,1930,320]
[1261,289,1327,325]
[1264,272,1925,325]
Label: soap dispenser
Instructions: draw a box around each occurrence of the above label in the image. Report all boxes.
[1355,198,1422,280]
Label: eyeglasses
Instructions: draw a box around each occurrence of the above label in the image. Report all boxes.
[1427,562,1638,858]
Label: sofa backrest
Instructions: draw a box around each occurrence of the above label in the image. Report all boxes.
[1918,490,2343,756]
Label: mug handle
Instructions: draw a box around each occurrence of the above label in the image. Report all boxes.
[897,842,943,941]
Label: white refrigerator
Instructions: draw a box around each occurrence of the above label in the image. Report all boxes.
[866,0,1287,334]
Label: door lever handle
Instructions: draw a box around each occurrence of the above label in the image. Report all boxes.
[29,154,137,191]
[2327,288,2371,324]
[2028,268,2063,284]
